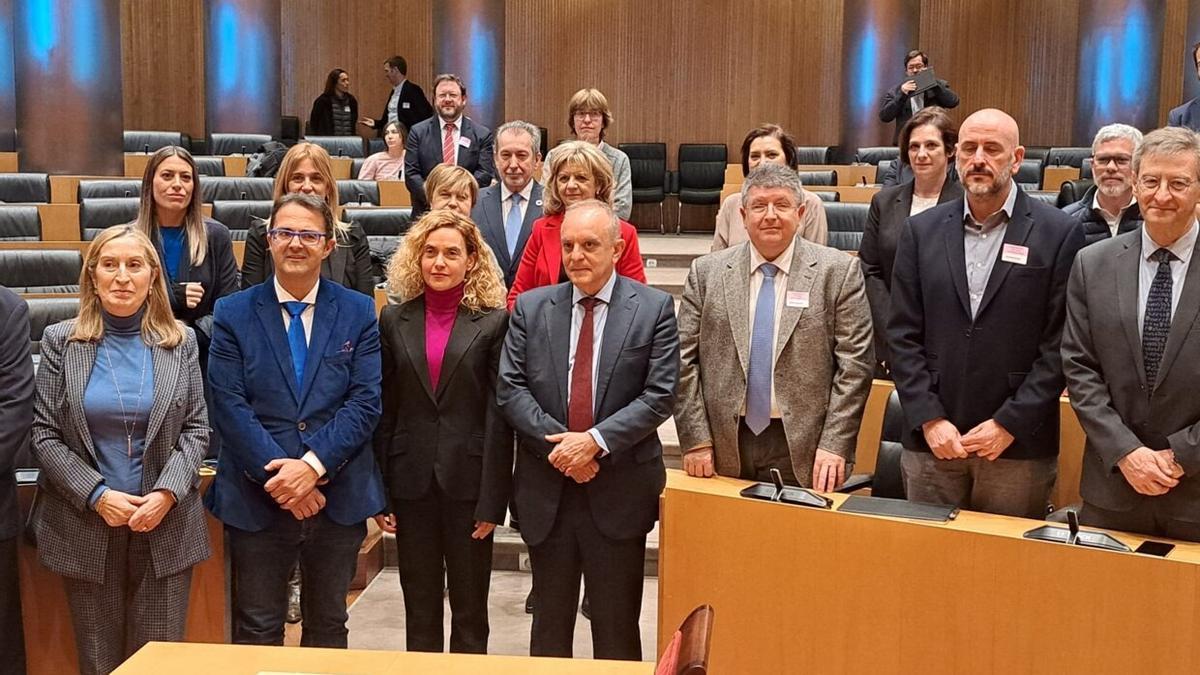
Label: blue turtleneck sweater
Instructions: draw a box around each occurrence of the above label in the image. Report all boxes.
[85,309,155,507]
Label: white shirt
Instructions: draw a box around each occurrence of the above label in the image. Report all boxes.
[1137,221,1198,338]
[501,181,535,224]
[273,277,327,477]
[438,114,464,164]
[386,80,406,125]
[744,237,797,418]
[567,271,617,454]
[1091,191,1136,237]
[910,194,939,216]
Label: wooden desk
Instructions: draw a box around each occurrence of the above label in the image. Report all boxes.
[797,163,877,186]
[0,151,19,172]
[114,642,653,674]
[330,156,353,180]
[223,155,248,177]
[379,180,412,207]
[50,175,109,204]
[659,470,1200,674]
[824,185,879,203]
[1043,165,1081,192]
[20,473,226,674]
[124,153,151,178]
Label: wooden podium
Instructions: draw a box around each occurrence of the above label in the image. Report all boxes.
[658,470,1200,674]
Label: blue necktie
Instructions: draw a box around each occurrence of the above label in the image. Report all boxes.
[505,193,524,258]
[745,263,778,435]
[283,301,309,387]
[1143,248,1175,388]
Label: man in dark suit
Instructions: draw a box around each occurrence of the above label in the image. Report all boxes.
[889,108,1084,519]
[1063,126,1200,540]
[1168,42,1200,133]
[358,55,434,136]
[498,199,679,661]
[0,286,31,674]
[404,73,495,219]
[879,50,960,144]
[471,120,543,288]
[207,193,386,648]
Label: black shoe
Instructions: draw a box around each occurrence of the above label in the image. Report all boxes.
[580,593,590,620]
[525,589,535,614]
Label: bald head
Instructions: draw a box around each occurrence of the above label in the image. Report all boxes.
[956,108,1024,201]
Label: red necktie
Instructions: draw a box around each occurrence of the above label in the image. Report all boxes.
[442,122,457,165]
[568,297,598,431]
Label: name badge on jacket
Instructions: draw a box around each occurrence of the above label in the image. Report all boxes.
[402,102,411,109]
[786,291,809,308]
[458,136,472,148]
[1001,243,1029,265]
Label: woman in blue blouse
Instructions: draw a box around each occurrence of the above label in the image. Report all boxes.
[31,225,211,675]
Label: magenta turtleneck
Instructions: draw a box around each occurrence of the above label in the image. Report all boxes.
[424,282,464,390]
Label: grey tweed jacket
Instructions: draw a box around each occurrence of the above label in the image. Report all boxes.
[31,320,211,584]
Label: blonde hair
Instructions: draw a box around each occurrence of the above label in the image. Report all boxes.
[135,146,208,267]
[385,209,505,311]
[543,140,615,215]
[425,164,479,209]
[273,142,350,239]
[567,88,613,140]
[72,225,185,347]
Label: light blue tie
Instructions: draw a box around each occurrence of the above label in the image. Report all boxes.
[745,263,778,435]
[505,193,523,258]
[283,301,309,388]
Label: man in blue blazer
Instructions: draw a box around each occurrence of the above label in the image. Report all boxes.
[1168,42,1200,132]
[471,120,544,288]
[404,73,495,218]
[207,193,385,648]
[498,199,679,661]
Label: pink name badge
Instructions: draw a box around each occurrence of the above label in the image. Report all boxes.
[1001,243,1029,265]
[786,291,809,308]
[458,136,471,148]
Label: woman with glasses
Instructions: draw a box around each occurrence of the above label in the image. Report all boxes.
[241,142,374,296]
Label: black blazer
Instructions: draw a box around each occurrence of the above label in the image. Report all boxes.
[308,92,359,136]
[371,80,434,136]
[859,180,963,369]
[888,188,1084,459]
[497,277,679,547]
[156,218,241,357]
[0,287,32,540]
[373,298,511,522]
[879,79,960,144]
[240,218,375,296]
[1061,184,1143,247]
[403,115,495,217]
[470,182,544,288]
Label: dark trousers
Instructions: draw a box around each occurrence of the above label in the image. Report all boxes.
[393,481,494,654]
[738,418,798,486]
[528,481,646,661]
[227,511,365,648]
[62,528,192,675]
[0,536,26,675]
[1080,500,1200,542]
[900,450,1057,519]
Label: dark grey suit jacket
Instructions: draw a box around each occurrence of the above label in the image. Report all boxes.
[497,276,679,547]
[31,322,211,583]
[0,287,33,541]
[471,182,544,288]
[1168,98,1200,133]
[1063,230,1200,519]
[403,115,495,217]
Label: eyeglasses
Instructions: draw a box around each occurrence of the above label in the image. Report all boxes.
[268,228,327,246]
[1136,176,1197,195]
[1093,154,1132,169]
[573,111,603,120]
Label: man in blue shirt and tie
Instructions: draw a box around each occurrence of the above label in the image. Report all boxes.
[206,193,385,648]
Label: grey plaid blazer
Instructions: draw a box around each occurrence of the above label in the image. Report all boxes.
[31,320,211,584]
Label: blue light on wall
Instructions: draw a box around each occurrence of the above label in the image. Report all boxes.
[24,0,54,68]
[204,0,280,136]
[851,24,880,121]
[69,0,99,85]
[1074,0,1163,143]
[467,15,497,113]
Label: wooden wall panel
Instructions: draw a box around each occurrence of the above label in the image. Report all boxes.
[280,0,433,138]
[120,0,205,139]
[920,0,1080,147]
[1159,0,1189,125]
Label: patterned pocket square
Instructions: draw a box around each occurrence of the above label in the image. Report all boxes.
[340,341,354,353]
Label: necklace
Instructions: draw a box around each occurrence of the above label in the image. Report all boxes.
[102,339,150,458]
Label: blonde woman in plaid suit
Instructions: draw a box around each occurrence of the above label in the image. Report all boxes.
[30,225,211,675]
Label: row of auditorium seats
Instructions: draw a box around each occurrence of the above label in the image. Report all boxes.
[76,177,382,204]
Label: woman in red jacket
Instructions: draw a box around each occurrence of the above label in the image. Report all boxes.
[505,140,645,310]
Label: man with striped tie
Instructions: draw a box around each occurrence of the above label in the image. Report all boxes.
[403,73,495,219]
[674,163,874,491]
[1063,126,1200,540]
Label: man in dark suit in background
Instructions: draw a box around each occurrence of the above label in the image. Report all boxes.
[472,120,544,288]
[358,55,434,137]
[0,286,31,674]
[1063,126,1200,540]
[879,50,960,144]
[404,73,495,218]
[1168,42,1200,132]
[889,108,1084,519]
[207,194,386,648]
[498,199,679,661]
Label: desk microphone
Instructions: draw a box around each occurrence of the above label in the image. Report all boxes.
[240,144,247,155]
[769,468,785,495]
[143,143,150,154]
[1067,509,1080,545]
